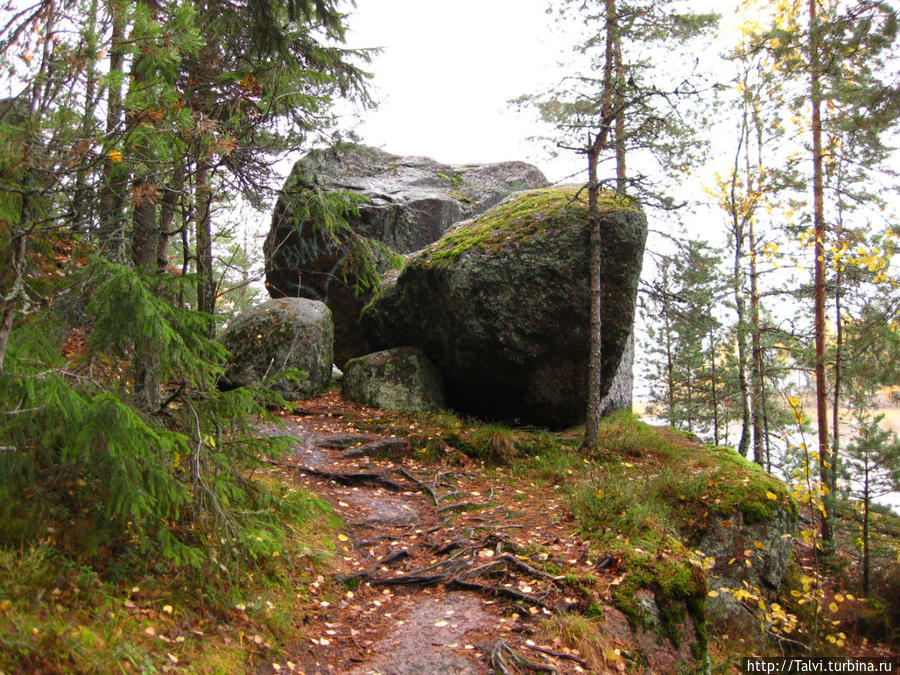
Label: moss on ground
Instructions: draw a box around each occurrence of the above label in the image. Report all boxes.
[343,405,804,665]
[0,485,341,674]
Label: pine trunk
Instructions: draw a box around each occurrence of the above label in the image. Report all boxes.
[749,215,764,466]
[0,233,28,373]
[195,164,216,323]
[831,269,843,497]
[862,454,870,596]
[809,0,833,545]
[580,0,617,453]
[708,316,720,446]
[98,2,128,262]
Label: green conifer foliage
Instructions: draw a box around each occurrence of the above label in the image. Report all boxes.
[0,261,302,571]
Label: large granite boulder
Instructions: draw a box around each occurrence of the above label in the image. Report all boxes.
[263,144,548,366]
[360,187,648,429]
[221,298,333,399]
[342,347,445,413]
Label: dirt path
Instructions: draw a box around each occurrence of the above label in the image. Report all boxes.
[256,392,608,674]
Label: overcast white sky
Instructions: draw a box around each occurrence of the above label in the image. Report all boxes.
[343,0,579,182]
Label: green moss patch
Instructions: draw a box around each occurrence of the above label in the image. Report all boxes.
[420,187,634,267]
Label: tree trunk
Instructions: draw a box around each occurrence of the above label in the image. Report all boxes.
[729,108,751,458]
[749,214,765,466]
[809,0,833,546]
[98,0,128,262]
[664,302,675,427]
[831,266,843,497]
[733,234,751,458]
[71,0,101,234]
[0,12,52,371]
[708,312,720,446]
[862,457,870,596]
[581,146,604,452]
[580,0,617,453]
[0,233,28,373]
[156,171,182,268]
[613,20,626,193]
[195,163,216,323]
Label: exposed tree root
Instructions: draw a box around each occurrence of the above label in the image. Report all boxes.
[340,437,411,459]
[317,433,373,449]
[447,578,548,608]
[524,644,590,669]
[395,467,439,504]
[435,501,486,514]
[335,549,411,585]
[479,639,559,674]
[289,465,405,491]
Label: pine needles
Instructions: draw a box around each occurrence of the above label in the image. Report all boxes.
[0,260,314,575]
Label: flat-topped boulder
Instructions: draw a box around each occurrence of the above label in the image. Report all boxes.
[360,187,647,429]
[263,144,548,366]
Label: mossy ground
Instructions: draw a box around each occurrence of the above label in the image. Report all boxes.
[4,395,895,672]
[353,407,803,664]
[0,483,340,674]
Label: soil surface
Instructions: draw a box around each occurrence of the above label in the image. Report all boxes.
[256,391,619,674]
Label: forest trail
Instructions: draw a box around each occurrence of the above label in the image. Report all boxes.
[256,391,616,674]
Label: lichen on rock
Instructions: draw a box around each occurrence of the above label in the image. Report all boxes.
[221,297,333,399]
[263,144,548,367]
[360,186,648,429]
[342,347,445,413]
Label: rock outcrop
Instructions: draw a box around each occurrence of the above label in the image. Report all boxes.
[360,187,648,429]
[263,144,548,366]
[221,298,333,399]
[701,506,797,627]
[342,347,445,413]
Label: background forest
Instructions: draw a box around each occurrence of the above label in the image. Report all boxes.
[1,0,899,671]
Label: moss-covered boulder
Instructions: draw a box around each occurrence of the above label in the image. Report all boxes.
[263,144,548,367]
[342,347,445,413]
[221,298,333,399]
[360,187,648,429]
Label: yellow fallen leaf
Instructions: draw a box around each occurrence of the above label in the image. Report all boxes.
[708,590,719,598]
[434,620,449,627]
[162,605,173,614]
[337,534,349,542]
